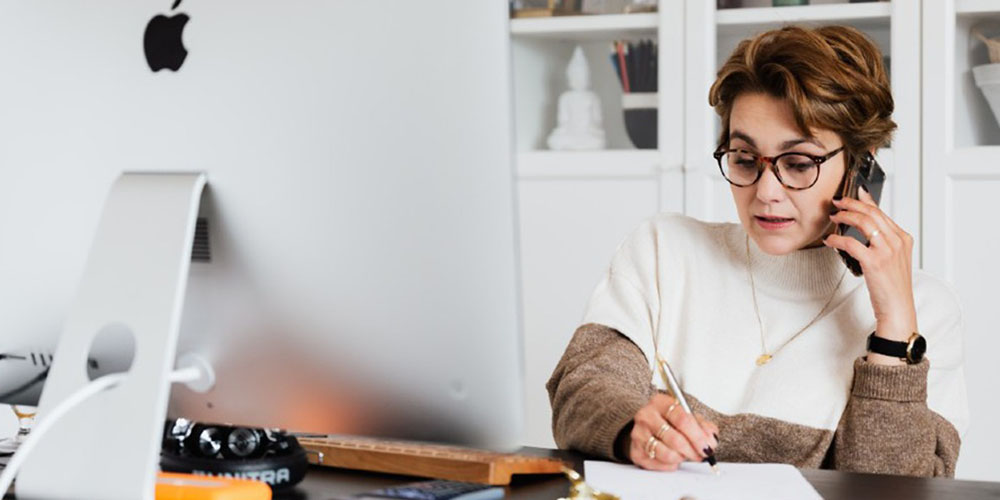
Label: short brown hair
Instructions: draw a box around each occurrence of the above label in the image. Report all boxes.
[708,25,895,158]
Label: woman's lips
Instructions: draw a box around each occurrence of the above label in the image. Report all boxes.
[754,215,795,230]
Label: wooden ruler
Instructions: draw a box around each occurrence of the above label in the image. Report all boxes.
[299,436,566,485]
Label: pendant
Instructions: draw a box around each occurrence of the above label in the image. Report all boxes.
[756,354,772,366]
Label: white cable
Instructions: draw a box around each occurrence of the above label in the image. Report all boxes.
[168,366,202,385]
[0,366,204,496]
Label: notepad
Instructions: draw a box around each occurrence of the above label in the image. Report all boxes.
[584,460,822,500]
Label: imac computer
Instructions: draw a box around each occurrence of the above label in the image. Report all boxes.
[0,1,522,497]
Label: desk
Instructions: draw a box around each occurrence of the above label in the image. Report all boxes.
[4,448,1000,499]
[279,447,1000,500]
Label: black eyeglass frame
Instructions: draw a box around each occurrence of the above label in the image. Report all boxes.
[712,146,845,190]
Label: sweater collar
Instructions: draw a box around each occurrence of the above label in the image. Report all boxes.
[733,224,847,300]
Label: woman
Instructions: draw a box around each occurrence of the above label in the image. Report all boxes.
[546,25,967,477]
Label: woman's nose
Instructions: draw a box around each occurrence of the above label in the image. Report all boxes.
[755,164,786,203]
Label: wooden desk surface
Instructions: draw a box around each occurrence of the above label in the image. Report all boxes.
[278,447,1000,500]
[5,447,999,499]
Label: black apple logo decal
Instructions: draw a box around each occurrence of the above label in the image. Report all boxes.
[144,0,189,72]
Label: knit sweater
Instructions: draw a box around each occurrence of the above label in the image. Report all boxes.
[546,213,967,476]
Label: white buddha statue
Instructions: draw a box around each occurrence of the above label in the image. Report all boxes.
[547,46,606,150]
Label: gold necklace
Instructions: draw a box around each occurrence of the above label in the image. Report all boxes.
[745,235,846,366]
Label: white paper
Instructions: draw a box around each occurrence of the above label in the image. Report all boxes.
[584,460,822,500]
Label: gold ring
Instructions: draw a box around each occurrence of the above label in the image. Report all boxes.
[665,402,679,418]
[870,229,881,239]
[655,422,671,441]
[645,435,658,460]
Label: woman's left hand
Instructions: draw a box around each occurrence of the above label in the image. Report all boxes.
[823,188,918,354]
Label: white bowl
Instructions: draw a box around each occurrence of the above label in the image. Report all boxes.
[973,63,1000,128]
[973,63,1000,85]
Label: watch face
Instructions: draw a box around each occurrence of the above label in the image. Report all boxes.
[908,335,927,362]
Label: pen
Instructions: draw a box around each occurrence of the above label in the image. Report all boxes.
[655,353,721,475]
[609,52,623,91]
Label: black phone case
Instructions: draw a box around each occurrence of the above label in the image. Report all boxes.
[835,152,886,277]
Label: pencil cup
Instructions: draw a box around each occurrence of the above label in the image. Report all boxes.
[623,92,657,149]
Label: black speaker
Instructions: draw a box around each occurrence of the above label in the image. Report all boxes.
[161,419,309,491]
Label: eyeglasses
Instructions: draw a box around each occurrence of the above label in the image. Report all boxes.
[713,146,844,190]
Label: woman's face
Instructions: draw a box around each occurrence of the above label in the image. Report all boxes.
[727,92,846,255]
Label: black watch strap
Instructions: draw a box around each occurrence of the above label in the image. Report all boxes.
[866,332,926,364]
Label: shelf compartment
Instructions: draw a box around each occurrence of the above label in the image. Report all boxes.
[517,150,667,178]
[953,12,1000,147]
[716,3,891,37]
[510,13,658,41]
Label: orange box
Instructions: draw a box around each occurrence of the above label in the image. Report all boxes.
[155,471,271,500]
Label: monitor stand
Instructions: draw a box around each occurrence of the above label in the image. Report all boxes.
[17,173,207,500]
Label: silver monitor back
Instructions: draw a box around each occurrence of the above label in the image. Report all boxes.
[0,1,523,449]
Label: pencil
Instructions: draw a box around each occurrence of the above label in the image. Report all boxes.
[616,41,630,93]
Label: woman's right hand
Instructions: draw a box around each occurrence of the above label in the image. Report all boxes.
[628,393,720,471]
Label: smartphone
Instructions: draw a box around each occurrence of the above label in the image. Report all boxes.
[834,151,885,277]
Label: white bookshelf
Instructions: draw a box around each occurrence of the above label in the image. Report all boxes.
[924,0,1000,482]
[716,2,891,37]
[510,13,658,40]
[952,1,1000,148]
[956,0,1000,17]
[511,6,682,451]
[510,8,681,161]
[511,4,909,189]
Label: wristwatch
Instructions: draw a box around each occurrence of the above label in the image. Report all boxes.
[866,331,926,364]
